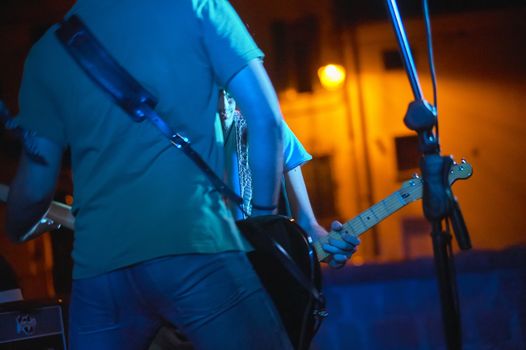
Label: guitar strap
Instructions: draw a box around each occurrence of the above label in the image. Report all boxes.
[55,16,243,209]
[55,15,323,303]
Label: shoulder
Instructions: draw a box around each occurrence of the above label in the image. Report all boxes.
[23,24,66,83]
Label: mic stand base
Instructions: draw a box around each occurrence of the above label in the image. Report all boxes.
[431,221,462,350]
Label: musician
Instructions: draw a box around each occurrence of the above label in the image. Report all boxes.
[5,1,293,349]
[219,90,360,268]
[148,91,361,349]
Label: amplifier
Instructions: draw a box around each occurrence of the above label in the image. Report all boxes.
[0,301,66,350]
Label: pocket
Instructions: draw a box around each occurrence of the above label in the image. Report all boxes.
[174,252,262,327]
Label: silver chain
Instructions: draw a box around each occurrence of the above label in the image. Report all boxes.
[233,111,253,217]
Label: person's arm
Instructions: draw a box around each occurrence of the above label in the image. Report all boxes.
[284,166,360,268]
[6,134,63,242]
[284,167,325,239]
[227,59,283,215]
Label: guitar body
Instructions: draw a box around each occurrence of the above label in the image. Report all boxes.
[237,215,324,350]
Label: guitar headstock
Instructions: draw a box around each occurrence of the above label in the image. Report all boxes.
[397,158,473,205]
[448,158,473,185]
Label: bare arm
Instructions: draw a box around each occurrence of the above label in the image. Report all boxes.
[6,134,63,242]
[284,165,361,268]
[284,166,327,240]
[227,59,283,214]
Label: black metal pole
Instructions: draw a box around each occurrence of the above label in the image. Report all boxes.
[431,220,462,350]
[385,0,424,101]
[383,1,470,348]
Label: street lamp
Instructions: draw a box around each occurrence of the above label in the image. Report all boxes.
[317,64,346,90]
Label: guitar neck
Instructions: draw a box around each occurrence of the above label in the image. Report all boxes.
[47,201,75,230]
[311,160,473,263]
[0,184,75,231]
[313,188,417,262]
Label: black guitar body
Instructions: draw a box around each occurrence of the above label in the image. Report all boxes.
[237,215,325,350]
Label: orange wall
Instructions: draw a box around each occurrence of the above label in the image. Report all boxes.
[348,9,526,260]
[232,3,526,261]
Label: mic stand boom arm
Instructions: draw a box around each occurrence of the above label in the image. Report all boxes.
[384,1,472,349]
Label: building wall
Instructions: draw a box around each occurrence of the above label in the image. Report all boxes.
[345,8,526,260]
[231,2,526,262]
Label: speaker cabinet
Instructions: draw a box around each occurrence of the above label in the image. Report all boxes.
[0,301,66,350]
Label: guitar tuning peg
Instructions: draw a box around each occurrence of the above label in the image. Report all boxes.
[461,158,467,164]
[412,173,420,179]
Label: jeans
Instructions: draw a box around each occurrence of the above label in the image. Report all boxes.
[69,251,292,350]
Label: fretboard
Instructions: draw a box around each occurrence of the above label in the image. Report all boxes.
[314,183,421,262]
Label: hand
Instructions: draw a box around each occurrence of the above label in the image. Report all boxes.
[321,220,361,269]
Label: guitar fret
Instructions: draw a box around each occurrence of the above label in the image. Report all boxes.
[376,200,389,218]
[352,218,367,235]
[359,209,377,228]
[396,191,409,206]
[386,193,404,213]
[381,199,391,217]
[341,222,357,237]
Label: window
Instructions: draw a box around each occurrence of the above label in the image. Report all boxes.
[301,155,338,225]
[382,49,404,70]
[394,135,422,180]
[270,16,320,93]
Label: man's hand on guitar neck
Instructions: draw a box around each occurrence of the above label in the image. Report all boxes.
[307,220,361,269]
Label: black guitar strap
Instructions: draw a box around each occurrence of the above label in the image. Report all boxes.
[55,15,243,209]
[55,15,323,303]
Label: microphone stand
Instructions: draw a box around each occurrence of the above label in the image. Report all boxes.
[384,1,472,349]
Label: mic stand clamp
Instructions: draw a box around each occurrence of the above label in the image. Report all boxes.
[403,99,471,250]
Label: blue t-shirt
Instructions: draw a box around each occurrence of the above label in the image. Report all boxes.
[15,0,261,279]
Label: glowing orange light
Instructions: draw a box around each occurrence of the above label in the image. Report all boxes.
[317,64,346,90]
[65,195,74,206]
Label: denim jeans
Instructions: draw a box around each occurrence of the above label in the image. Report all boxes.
[69,251,292,350]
